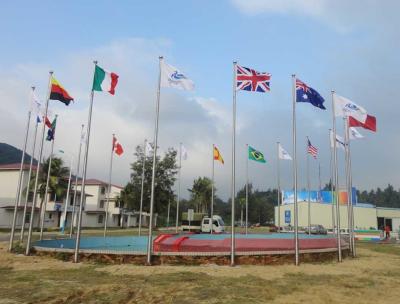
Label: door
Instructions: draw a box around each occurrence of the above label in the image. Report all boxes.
[202,218,210,232]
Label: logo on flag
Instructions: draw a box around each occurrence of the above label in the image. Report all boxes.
[236,64,271,93]
[330,131,345,150]
[296,79,326,110]
[278,144,292,160]
[349,127,364,140]
[307,139,318,159]
[248,146,266,163]
[333,94,367,123]
[160,60,194,91]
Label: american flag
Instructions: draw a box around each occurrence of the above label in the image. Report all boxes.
[307,139,318,159]
[236,64,271,93]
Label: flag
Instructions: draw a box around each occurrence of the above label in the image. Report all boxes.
[248,146,266,163]
[349,127,364,140]
[278,144,292,160]
[307,139,318,159]
[31,91,42,123]
[46,117,57,141]
[333,94,367,124]
[348,115,376,132]
[45,117,52,128]
[50,76,74,106]
[112,135,124,156]
[160,60,194,91]
[296,78,326,110]
[145,142,153,155]
[92,65,119,95]
[236,64,271,92]
[181,145,188,160]
[214,146,224,164]
[330,131,345,150]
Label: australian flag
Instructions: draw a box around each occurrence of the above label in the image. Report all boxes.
[296,78,326,110]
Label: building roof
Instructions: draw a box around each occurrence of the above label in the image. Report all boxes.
[0,163,38,171]
[85,178,123,189]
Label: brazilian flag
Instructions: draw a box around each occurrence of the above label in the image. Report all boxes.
[248,146,266,163]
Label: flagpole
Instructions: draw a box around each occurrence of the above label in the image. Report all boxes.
[318,162,322,202]
[40,125,56,240]
[210,144,215,234]
[329,129,336,234]
[8,89,33,251]
[292,74,300,265]
[306,136,311,235]
[331,91,342,262]
[61,155,73,234]
[277,142,281,233]
[138,139,147,236]
[245,144,249,235]
[20,114,39,242]
[146,56,163,265]
[348,132,356,257]
[343,118,353,256]
[230,61,237,266]
[74,61,97,263]
[175,143,182,233]
[104,134,115,238]
[26,72,53,255]
[167,197,170,228]
[70,124,84,238]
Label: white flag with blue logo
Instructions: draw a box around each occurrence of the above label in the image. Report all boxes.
[349,127,364,140]
[160,60,194,91]
[278,143,292,160]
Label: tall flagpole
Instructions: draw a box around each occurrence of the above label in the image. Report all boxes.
[318,162,322,202]
[61,155,73,234]
[277,142,281,233]
[70,124,84,238]
[343,118,353,255]
[146,56,163,265]
[348,133,356,256]
[104,134,115,237]
[167,197,170,228]
[210,144,215,234]
[40,126,56,240]
[20,115,39,242]
[74,61,97,263]
[138,139,147,236]
[306,136,311,234]
[329,129,336,234]
[292,74,299,266]
[8,89,33,251]
[230,61,237,266]
[245,144,249,235]
[26,72,53,255]
[331,91,342,262]
[175,143,182,233]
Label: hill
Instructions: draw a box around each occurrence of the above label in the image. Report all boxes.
[0,142,37,165]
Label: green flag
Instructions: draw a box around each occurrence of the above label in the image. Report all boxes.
[248,146,266,163]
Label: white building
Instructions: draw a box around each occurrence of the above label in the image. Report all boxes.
[0,163,150,230]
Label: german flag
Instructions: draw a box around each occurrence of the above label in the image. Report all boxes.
[50,76,73,106]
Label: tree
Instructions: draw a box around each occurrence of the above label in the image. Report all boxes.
[188,177,213,213]
[121,144,178,214]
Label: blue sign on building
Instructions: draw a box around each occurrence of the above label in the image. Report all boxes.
[285,210,291,224]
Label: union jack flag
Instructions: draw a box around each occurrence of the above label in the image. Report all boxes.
[236,64,271,93]
[307,138,318,159]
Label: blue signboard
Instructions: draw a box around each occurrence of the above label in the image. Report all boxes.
[285,210,291,224]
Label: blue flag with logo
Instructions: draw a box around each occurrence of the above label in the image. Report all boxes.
[296,78,326,110]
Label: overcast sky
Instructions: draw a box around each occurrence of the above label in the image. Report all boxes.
[0,0,399,200]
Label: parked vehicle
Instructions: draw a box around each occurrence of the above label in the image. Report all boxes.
[307,225,328,235]
[181,212,225,233]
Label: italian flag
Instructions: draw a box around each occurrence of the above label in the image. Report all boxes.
[92,65,119,95]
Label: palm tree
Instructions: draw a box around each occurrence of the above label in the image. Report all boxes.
[188,177,213,213]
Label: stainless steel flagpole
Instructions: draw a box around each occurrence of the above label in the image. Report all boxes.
[104,134,115,238]
[167,198,170,228]
[210,144,215,234]
[318,162,322,201]
[277,142,281,233]
[329,129,336,234]
[8,89,33,251]
[26,72,53,255]
[74,62,97,263]
[20,114,39,242]
[70,124,84,238]
[61,155,73,234]
[39,125,56,240]
[348,133,356,256]
[245,144,249,235]
[292,74,299,265]
[138,139,147,236]
[343,118,353,255]
[306,136,311,234]
[331,91,342,262]
[230,61,237,266]
[146,56,163,265]
[175,143,182,233]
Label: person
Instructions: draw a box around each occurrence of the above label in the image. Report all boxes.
[384,225,391,240]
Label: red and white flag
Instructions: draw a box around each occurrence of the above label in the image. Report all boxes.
[349,115,376,132]
[307,138,318,159]
[112,135,124,156]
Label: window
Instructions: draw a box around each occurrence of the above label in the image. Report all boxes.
[98,215,104,224]
[50,192,56,201]
[48,213,52,219]
[204,219,209,224]
[99,200,105,208]
[101,187,106,195]
[25,213,30,224]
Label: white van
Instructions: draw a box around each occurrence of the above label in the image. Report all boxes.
[201,215,225,233]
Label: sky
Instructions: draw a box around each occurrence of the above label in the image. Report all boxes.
[0,0,399,201]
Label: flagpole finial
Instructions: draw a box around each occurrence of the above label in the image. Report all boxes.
[292,74,296,78]
[49,71,54,75]
[31,86,35,91]
[159,56,163,60]
[93,60,98,65]
[331,90,335,94]
[233,61,237,65]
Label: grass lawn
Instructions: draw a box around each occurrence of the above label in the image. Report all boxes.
[0,240,399,303]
